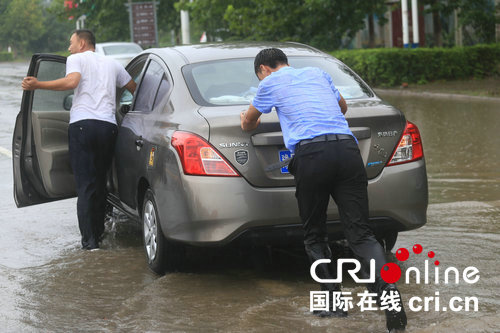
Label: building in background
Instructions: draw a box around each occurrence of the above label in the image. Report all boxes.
[352,0,496,48]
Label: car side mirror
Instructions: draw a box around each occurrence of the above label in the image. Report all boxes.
[119,104,131,114]
[63,94,73,111]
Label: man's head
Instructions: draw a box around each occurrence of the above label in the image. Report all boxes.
[254,48,289,80]
[68,29,96,54]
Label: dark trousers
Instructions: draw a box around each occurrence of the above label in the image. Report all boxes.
[68,119,117,249]
[289,137,388,294]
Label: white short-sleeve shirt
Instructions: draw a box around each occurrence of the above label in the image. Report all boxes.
[66,51,131,125]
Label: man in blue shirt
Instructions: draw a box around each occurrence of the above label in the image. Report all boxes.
[241,48,406,331]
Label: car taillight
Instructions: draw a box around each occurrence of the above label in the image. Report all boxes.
[387,121,423,166]
[171,131,239,177]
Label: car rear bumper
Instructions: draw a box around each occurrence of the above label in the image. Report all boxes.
[159,159,427,245]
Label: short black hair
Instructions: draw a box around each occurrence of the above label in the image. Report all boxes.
[73,29,96,48]
[254,48,288,76]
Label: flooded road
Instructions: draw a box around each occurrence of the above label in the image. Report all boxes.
[0,62,499,332]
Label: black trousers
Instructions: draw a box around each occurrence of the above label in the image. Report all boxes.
[288,137,388,294]
[68,119,117,249]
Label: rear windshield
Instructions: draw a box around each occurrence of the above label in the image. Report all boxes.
[182,56,373,106]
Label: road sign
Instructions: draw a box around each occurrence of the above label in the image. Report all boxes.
[127,1,158,47]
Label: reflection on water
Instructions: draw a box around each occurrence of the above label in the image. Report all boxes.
[380,94,500,204]
[0,62,499,332]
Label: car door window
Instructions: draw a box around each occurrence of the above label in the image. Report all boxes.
[118,57,147,109]
[33,60,72,111]
[134,60,164,113]
[152,75,170,110]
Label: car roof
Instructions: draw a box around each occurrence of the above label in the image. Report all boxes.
[149,42,327,64]
[96,42,142,47]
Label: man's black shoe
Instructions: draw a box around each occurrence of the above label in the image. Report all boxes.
[383,287,407,332]
[81,239,99,251]
[82,244,100,251]
[385,307,407,332]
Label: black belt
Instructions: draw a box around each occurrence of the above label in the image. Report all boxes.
[297,134,353,147]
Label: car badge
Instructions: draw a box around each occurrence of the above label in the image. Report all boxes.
[219,142,249,149]
[235,150,249,165]
[377,130,398,137]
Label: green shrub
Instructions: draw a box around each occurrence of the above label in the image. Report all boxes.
[0,52,14,62]
[331,44,500,87]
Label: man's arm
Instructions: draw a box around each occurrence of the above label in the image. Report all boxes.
[22,72,81,91]
[124,79,136,94]
[338,93,347,115]
[322,70,348,115]
[241,104,262,131]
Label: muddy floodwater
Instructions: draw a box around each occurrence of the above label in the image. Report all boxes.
[0,62,498,332]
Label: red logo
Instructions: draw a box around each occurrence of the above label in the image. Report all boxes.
[381,244,440,284]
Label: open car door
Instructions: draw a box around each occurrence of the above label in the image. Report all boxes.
[12,54,75,207]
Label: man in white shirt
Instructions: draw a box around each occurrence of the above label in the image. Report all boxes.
[22,30,136,250]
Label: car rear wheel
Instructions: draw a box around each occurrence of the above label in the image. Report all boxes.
[142,189,183,274]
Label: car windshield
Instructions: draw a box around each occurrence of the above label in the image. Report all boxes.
[103,44,142,55]
[183,56,373,106]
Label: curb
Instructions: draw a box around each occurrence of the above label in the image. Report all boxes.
[374,89,500,103]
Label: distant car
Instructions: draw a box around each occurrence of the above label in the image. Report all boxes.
[95,42,143,66]
[13,43,428,275]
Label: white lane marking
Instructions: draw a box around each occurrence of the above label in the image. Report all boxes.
[0,146,12,159]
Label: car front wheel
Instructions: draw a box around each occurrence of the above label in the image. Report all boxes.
[142,189,183,274]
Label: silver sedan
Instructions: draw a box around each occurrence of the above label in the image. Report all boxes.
[13,42,428,274]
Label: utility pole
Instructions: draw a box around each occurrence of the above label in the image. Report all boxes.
[128,0,133,43]
[454,8,463,47]
[180,0,193,44]
[411,0,419,47]
[180,10,190,44]
[401,0,409,48]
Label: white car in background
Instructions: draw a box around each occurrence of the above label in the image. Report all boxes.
[95,42,143,66]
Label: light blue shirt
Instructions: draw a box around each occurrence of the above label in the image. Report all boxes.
[252,66,354,152]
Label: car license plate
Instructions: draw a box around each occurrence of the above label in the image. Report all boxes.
[279,150,294,174]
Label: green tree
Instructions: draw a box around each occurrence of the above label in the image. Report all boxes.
[421,0,497,47]
[182,0,392,50]
[421,0,459,47]
[362,0,389,48]
[178,0,233,42]
[221,0,373,50]
[223,0,305,42]
[31,4,75,53]
[49,0,180,46]
[458,0,498,44]
[49,0,130,43]
[85,0,130,42]
[0,0,9,15]
[0,0,46,55]
[157,0,181,45]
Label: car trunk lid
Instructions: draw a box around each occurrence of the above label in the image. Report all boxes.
[198,99,405,187]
